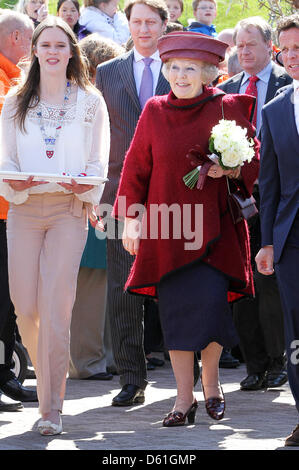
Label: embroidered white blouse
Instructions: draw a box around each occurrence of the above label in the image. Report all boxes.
[0,87,110,206]
[79,6,130,46]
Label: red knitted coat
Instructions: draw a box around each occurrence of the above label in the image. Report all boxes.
[113,88,260,299]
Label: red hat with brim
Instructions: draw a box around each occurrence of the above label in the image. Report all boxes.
[158,31,228,65]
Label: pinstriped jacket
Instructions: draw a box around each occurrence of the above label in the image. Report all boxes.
[96,49,170,207]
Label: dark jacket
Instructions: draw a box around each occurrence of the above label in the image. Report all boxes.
[259,85,299,263]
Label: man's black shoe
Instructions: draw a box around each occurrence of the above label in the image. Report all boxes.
[219,349,240,368]
[0,397,23,412]
[0,377,38,402]
[107,366,118,375]
[146,361,156,371]
[240,373,267,391]
[146,357,165,367]
[264,370,288,388]
[112,384,145,406]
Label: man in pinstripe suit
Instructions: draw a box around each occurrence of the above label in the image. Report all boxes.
[96,0,170,406]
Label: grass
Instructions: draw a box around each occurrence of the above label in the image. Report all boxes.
[0,0,18,9]
[1,0,271,31]
[178,0,269,30]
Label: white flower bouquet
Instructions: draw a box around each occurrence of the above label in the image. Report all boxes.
[183,119,255,190]
[209,119,255,169]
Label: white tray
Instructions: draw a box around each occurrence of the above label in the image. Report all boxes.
[0,171,108,185]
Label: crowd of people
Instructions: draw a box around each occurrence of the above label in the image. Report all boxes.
[0,0,298,447]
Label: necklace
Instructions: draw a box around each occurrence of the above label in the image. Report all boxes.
[37,81,71,159]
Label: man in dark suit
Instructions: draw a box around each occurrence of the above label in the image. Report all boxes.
[256,13,299,447]
[219,16,292,391]
[96,0,170,406]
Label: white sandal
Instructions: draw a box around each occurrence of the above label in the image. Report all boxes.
[37,416,63,436]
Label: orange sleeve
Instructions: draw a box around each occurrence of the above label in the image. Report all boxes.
[0,70,11,114]
[0,197,9,219]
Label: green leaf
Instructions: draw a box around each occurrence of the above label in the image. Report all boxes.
[209,137,215,154]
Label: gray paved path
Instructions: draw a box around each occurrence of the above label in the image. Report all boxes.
[0,359,298,451]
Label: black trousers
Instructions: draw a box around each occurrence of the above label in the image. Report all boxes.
[232,192,285,375]
[275,214,299,414]
[143,299,164,356]
[233,269,285,374]
[106,219,147,389]
[0,220,16,385]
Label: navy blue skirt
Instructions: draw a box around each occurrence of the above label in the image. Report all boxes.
[157,262,239,351]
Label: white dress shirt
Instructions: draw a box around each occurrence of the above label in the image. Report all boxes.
[239,61,273,135]
[293,79,299,134]
[133,48,162,97]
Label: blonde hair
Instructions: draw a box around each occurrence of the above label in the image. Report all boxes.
[15,0,47,15]
[79,34,125,79]
[162,59,218,85]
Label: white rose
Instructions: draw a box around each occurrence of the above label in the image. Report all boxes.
[214,134,230,153]
[221,150,242,167]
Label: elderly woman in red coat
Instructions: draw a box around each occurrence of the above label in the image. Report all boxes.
[113,31,259,426]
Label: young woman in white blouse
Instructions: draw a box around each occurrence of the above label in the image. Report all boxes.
[0,16,109,435]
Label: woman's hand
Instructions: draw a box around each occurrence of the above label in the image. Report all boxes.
[58,179,94,194]
[3,176,48,191]
[208,164,241,179]
[122,217,141,256]
[227,167,242,179]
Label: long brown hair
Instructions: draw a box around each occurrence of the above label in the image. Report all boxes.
[15,16,90,131]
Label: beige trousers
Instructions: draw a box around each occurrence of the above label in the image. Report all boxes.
[6,193,88,414]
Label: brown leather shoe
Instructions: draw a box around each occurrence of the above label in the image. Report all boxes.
[201,378,225,420]
[285,424,299,446]
[163,400,198,427]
